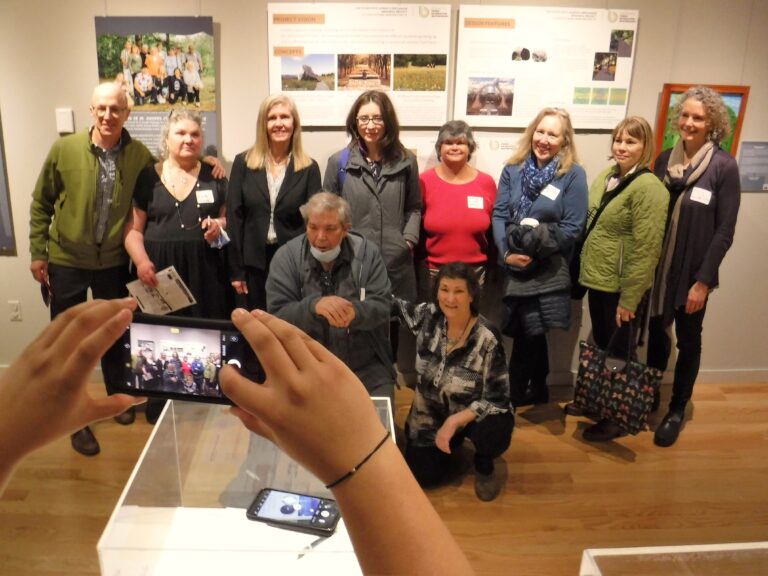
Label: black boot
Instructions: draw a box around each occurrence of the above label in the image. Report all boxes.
[654,409,684,447]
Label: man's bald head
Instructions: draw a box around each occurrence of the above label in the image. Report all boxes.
[89,82,131,149]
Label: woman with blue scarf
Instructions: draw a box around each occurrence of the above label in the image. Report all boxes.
[492,108,588,408]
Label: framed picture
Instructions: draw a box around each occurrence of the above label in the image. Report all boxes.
[655,84,750,157]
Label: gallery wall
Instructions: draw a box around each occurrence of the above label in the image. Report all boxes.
[0,0,766,384]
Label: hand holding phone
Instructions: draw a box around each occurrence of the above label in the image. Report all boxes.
[118,313,264,405]
[246,488,340,537]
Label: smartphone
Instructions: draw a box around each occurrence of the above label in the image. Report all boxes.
[117,313,264,405]
[246,488,340,537]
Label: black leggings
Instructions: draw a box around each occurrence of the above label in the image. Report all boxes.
[405,412,514,487]
[647,306,707,412]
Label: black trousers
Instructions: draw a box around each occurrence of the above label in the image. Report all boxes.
[237,244,279,311]
[587,288,642,357]
[48,263,130,394]
[647,305,707,412]
[405,412,514,487]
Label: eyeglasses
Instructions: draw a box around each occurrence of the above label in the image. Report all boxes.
[94,105,127,118]
[357,115,384,126]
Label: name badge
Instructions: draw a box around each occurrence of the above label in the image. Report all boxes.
[541,184,560,200]
[196,189,215,204]
[467,196,484,209]
[690,187,712,205]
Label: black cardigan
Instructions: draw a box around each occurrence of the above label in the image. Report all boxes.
[226,152,322,277]
[654,146,741,311]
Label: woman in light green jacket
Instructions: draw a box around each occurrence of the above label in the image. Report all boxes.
[569,116,669,441]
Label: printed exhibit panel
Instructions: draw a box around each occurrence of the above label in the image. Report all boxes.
[95,17,218,157]
[454,5,639,129]
[268,3,451,126]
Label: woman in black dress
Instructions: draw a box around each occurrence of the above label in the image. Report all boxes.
[125,108,229,319]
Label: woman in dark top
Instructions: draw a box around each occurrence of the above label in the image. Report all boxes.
[648,86,741,447]
[227,93,321,310]
[125,108,229,319]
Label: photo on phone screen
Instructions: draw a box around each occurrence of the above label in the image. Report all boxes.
[246,488,340,536]
[118,314,264,405]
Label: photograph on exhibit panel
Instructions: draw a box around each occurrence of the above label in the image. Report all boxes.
[337,54,392,90]
[393,54,447,91]
[268,3,451,126]
[454,5,639,129]
[281,54,336,91]
[465,77,514,116]
[94,16,218,157]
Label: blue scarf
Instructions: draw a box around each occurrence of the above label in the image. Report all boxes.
[512,152,559,224]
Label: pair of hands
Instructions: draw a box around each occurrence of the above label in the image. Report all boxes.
[315,295,356,328]
[0,298,386,492]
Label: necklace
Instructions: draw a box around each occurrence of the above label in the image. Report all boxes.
[446,315,473,352]
[161,162,202,229]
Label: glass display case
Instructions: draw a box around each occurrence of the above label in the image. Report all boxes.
[580,541,768,575]
[98,398,394,575]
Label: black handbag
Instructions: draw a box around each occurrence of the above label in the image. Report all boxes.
[572,326,662,435]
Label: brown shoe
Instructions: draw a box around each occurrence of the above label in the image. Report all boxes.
[563,402,599,419]
[114,406,136,425]
[582,419,627,442]
[474,470,501,501]
[71,426,100,456]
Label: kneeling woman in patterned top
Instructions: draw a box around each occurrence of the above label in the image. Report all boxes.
[394,262,513,501]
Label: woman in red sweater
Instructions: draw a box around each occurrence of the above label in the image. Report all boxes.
[418,120,496,299]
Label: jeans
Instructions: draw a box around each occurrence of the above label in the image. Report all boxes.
[647,305,707,412]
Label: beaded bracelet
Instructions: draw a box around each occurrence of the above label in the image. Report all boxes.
[325,431,390,489]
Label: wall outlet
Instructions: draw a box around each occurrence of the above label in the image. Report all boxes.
[8,300,21,321]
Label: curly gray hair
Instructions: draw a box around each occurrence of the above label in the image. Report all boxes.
[672,86,732,144]
[299,191,352,227]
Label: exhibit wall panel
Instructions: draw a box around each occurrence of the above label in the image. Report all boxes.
[0,0,766,384]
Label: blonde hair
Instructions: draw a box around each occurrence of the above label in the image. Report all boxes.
[611,116,655,168]
[506,107,579,177]
[245,93,312,171]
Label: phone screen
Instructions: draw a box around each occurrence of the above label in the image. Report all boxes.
[247,489,339,535]
[119,314,264,405]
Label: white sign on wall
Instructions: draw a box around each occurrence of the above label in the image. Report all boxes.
[454,5,639,129]
[267,3,451,126]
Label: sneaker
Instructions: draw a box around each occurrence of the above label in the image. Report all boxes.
[654,410,684,447]
[71,426,100,456]
[114,406,136,425]
[582,418,627,442]
[474,470,501,502]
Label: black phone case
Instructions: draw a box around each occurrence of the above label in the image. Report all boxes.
[246,489,340,537]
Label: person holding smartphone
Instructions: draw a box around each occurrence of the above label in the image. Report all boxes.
[0,298,474,576]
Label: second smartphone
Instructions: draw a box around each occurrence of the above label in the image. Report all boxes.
[246,488,340,537]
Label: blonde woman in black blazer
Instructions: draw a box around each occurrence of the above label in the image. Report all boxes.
[227,94,322,310]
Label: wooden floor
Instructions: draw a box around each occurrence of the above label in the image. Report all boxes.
[1,382,767,575]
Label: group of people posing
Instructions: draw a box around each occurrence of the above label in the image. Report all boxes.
[29,82,740,503]
[131,348,221,396]
[117,40,205,106]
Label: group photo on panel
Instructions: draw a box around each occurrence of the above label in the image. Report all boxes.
[24,74,741,506]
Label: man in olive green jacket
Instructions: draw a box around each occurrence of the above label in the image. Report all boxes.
[29,83,153,456]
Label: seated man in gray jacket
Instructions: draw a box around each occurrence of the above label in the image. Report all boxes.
[267,192,396,403]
